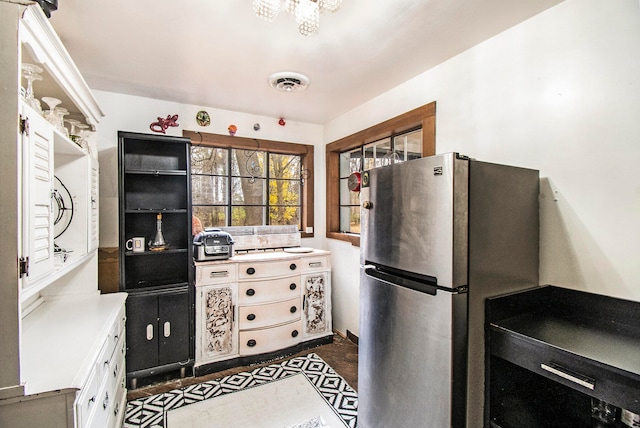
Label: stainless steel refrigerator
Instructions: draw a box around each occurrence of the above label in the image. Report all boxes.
[358,152,539,427]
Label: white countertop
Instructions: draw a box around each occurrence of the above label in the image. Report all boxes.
[195,248,330,265]
[20,293,127,395]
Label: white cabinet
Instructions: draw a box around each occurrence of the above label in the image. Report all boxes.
[195,264,239,365]
[0,4,125,428]
[194,250,332,373]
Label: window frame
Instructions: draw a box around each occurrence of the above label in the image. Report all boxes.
[325,102,436,246]
[184,130,315,238]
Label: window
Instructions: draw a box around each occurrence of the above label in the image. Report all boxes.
[326,102,436,245]
[184,131,314,237]
[339,128,423,234]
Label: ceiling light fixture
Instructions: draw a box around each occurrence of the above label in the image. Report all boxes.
[268,72,310,92]
[253,0,342,36]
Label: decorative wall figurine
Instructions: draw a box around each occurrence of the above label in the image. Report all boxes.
[150,114,179,133]
[196,110,211,127]
[228,124,237,136]
[278,118,286,126]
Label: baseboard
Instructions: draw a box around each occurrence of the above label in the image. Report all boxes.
[346,329,359,345]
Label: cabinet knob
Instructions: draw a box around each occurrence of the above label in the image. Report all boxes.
[289,283,297,290]
[247,267,256,275]
[290,306,297,313]
[247,314,256,321]
[290,263,297,270]
[247,339,257,347]
[246,288,255,296]
[291,330,299,338]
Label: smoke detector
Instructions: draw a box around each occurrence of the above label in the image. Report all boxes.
[268,72,309,93]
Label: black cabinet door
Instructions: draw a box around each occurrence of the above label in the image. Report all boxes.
[126,293,159,372]
[158,289,190,366]
[126,289,191,372]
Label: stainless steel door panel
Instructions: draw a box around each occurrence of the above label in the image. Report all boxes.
[358,270,455,428]
[363,153,469,288]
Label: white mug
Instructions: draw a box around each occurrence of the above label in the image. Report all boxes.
[126,237,145,252]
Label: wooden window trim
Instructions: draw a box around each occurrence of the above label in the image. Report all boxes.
[325,102,436,246]
[183,130,314,238]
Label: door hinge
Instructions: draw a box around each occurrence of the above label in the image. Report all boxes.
[19,115,29,136]
[19,256,29,278]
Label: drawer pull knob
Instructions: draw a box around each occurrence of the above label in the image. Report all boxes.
[146,324,154,340]
[290,306,297,313]
[291,330,299,338]
[247,314,256,321]
[290,283,297,290]
[540,363,595,390]
[309,262,322,268]
[247,339,257,347]
[246,288,256,296]
[103,391,109,410]
[289,263,297,270]
[247,267,256,275]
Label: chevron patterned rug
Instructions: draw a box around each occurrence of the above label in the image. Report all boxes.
[123,353,358,428]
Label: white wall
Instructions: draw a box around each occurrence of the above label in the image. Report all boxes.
[94,91,325,249]
[325,0,640,336]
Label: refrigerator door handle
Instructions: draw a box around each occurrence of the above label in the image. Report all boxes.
[364,267,438,296]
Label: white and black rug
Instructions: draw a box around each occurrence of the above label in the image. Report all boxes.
[123,353,358,428]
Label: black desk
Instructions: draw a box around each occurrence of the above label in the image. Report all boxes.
[486,285,640,428]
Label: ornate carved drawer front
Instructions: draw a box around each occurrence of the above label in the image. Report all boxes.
[200,284,238,361]
[239,298,301,330]
[238,259,301,279]
[197,264,238,285]
[239,320,302,356]
[238,276,300,305]
[301,256,331,273]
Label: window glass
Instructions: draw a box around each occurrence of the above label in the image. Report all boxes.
[393,129,422,163]
[191,146,302,229]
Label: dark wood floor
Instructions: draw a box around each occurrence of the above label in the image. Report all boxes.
[127,333,358,401]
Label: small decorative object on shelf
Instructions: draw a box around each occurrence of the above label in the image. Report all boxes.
[149,212,168,251]
[21,63,44,113]
[150,114,179,133]
[228,124,237,136]
[196,110,210,127]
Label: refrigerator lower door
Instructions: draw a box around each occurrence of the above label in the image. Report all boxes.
[358,268,468,428]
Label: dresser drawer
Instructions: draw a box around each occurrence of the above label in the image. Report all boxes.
[239,320,302,356]
[239,298,301,330]
[238,276,300,305]
[301,256,330,272]
[75,364,99,428]
[96,321,125,382]
[238,259,300,279]
[196,263,238,285]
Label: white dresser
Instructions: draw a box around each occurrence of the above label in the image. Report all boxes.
[194,250,332,374]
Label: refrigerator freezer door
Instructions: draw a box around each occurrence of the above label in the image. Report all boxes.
[358,268,467,427]
[362,153,469,288]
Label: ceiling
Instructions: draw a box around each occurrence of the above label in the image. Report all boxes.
[48,0,562,125]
